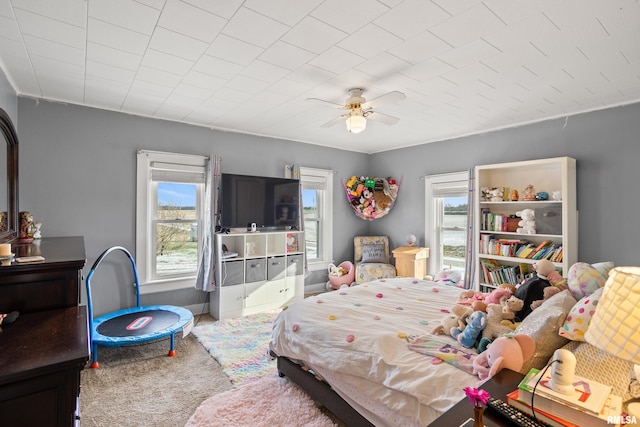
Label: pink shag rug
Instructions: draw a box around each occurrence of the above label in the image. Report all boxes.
[185,373,337,427]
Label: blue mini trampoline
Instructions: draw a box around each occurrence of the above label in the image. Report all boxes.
[85,246,194,368]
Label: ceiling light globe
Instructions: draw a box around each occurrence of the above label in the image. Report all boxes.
[346,115,366,134]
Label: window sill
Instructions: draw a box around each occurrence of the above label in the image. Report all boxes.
[140,277,195,294]
[307,260,333,272]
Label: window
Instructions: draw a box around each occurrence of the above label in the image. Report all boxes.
[299,167,333,271]
[424,171,469,276]
[136,150,206,293]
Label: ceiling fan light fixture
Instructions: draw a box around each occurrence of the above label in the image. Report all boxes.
[346,114,366,134]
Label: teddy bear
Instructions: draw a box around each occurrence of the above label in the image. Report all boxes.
[488,187,504,202]
[472,334,536,383]
[451,310,487,348]
[515,208,536,234]
[432,304,473,336]
[530,286,563,310]
[514,259,554,320]
[501,295,524,320]
[372,190,392,210]
[482,304,513,341]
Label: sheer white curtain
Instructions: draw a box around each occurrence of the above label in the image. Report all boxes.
[463,168,476,289]
[195,154,221,292]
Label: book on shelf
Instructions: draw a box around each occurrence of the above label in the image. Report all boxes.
[505,389,580,427]
[517,368,621,427]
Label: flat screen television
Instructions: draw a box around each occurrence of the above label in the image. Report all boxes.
[220,173,300,231]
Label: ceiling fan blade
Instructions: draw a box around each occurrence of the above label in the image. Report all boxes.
[367,111,400,126]
[320,114,349,128]
[363,91,406,109]
[306,97,345,109]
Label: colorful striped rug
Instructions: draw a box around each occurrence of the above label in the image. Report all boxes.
[192,311,280,387]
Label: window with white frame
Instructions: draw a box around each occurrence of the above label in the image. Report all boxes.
[136,150,206,293]
[424,171,469,276]
[299,167,333,271]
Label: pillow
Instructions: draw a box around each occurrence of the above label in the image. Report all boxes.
[559,287,603,341]
[360,244,386,263]
[567,262,606,300]
[514,289,577,373]
[591,261,614,278]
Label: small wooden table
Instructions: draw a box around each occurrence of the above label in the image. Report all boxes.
[428,369,525,427]
[392,246,429,279]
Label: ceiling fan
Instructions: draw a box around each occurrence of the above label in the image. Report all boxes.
[307,88,406,134]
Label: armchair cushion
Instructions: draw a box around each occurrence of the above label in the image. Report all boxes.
[354,236,396,284]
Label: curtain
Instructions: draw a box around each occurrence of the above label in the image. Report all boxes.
[195,154,221,292]
[286,164,310,278]
[463,168,476,290]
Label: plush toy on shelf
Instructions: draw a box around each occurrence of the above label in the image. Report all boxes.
[515,208,536,234]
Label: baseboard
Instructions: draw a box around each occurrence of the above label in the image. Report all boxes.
[304,282,327,294]
[185,302,209,317]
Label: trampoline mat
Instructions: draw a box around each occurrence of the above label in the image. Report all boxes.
[97,309,179,337]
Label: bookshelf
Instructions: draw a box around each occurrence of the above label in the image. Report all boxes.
[474,157,577,292]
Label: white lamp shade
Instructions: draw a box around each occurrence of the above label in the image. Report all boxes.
[346,114,366,133]
[585,266,640,365]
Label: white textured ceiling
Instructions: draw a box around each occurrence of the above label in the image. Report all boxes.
[1,0,639,154]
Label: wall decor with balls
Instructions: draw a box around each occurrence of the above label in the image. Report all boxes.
[344,175,399,220]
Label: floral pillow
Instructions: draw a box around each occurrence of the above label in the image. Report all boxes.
[567,262,606,300]
[559,287,603,341]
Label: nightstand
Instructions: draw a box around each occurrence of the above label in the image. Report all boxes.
[428,369,525,427]
[392,246,429,279]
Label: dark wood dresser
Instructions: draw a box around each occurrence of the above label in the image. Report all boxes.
[0,236,89,427]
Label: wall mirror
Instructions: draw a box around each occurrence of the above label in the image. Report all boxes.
[0,107,18,243]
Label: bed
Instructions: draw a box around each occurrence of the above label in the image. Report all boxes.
[270,278,481,426]
[270,276,591,426]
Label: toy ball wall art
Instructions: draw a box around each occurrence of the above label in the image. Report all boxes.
[344,175,399,220]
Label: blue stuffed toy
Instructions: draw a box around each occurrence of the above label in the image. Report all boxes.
[451,310,487,348]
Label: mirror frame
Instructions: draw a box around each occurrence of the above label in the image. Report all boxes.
[0,107,18,243]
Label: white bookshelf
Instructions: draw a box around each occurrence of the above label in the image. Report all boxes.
[474,157,577,292]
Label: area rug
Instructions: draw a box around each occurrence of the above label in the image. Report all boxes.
[185,373,337,427]
[192,311,279,386]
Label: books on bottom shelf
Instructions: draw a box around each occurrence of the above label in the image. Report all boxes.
[516,368,622,427]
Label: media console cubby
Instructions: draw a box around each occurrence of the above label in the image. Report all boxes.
[210,230,305,319]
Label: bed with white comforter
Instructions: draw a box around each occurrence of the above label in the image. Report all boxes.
[269,277,479,427]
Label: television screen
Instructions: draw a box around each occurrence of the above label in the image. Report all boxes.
[220,173,300,230]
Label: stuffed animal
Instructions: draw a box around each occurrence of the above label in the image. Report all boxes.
[433,268,463,287]
[328,264,347,276]
[432,304,473,336]
[482,304,513,341]
[483,287,512,305]
[372,190,392,210]
[514,260,553,320]
[501,295,524,320]
[451,311,487,348]
[530,286,563,310]
[489,187,504,202]
[547,270,567,289]
[515,209,536,234]
[472,334,536,383]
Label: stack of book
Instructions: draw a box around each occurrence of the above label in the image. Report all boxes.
[515,240,563,262]
[508,368,623,427]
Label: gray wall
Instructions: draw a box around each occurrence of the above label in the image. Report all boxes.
[370,104,640,268]
[2,65,639,315]
[16,98,369,315]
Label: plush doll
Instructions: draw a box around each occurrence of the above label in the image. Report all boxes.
[472,334,536,383]
[530,286,563,310]
[547,270,568,289]
[514,260,554,320]
[482,304,513,341]
[433,268,463,287]
[515,209,536,234]
[483,287,512,305]
[432,304,473,336]
[0,311,19,325]
[451,311,487,348]
[501,295,524,320]
[489,187,504,202]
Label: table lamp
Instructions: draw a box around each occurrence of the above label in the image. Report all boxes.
[585,266,640,416]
